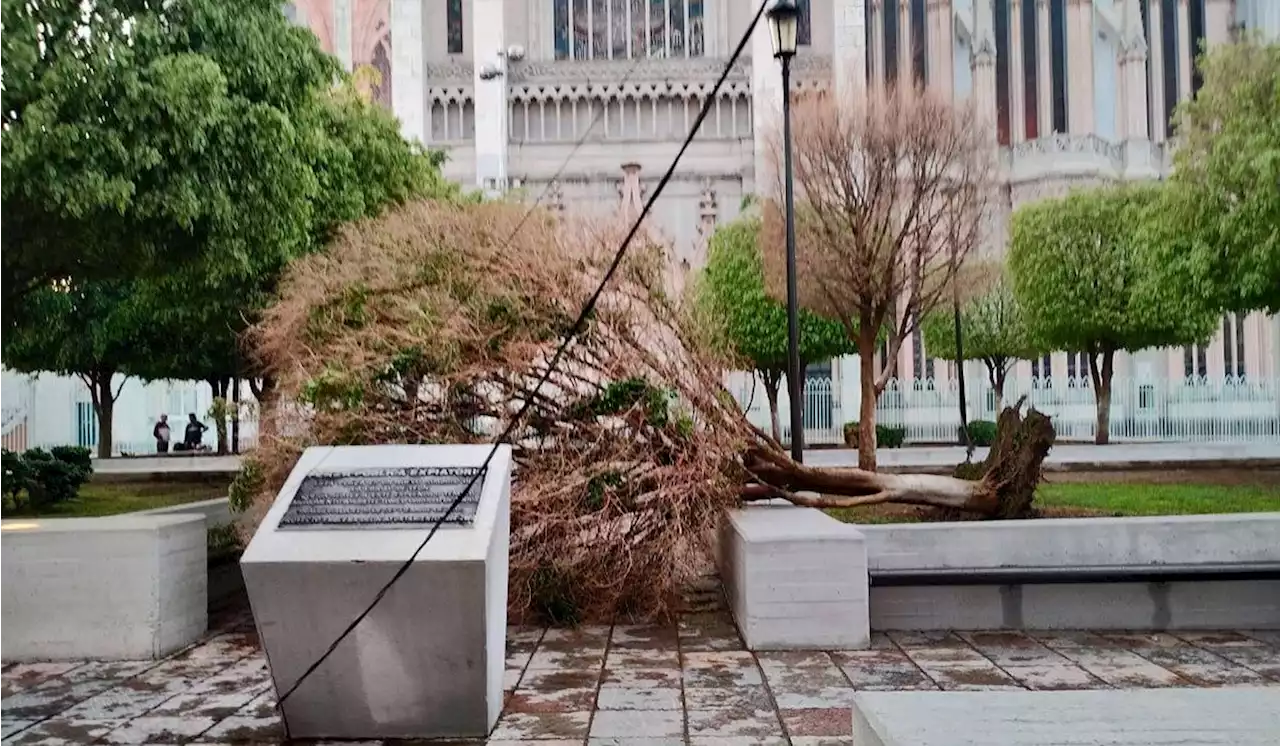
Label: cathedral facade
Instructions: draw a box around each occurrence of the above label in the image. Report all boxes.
[286,0,1280,440]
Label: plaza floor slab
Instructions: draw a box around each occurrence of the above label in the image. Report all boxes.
[4,593,1280,746]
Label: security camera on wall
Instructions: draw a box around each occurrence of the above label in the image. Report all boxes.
[478,63,502,80]
[506,45,525,62]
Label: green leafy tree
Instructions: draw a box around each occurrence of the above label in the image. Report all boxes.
[1,281,143,458]
[1143,37,1280,315]
[1009,185,1218,445]
[3,0,457,456]
[699,218,854,441]
[2,0,331,322]
[921,263,1040,412]
[120,80,457,453]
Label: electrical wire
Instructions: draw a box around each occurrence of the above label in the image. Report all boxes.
[274,0,772,714]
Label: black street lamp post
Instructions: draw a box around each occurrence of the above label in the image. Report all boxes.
[767,0,803,462]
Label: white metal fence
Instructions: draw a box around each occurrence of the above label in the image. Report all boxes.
[732,374,1280,445]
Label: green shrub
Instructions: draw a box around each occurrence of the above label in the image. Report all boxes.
[959,420,998,447]
[12,447,93,509]
[842,422,907,449]
[49,446,92,476]
[228,457,266,513]
[877,424,907,449]
[842,422,859,446]
[2,449,29,502]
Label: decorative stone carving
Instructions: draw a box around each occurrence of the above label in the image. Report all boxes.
[509,57,750,85]
[509,79,752,104]
[427,86,474,105]
[425,60,476,82]
[1010,133,1126,167]
[618,163,645,223]
[970,36,997,67]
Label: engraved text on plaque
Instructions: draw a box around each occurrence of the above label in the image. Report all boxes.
[278,466,486,529]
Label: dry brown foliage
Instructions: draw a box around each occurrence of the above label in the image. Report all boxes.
[760,87,994,470]
[243,200,754,623]
[241,199,1055,624]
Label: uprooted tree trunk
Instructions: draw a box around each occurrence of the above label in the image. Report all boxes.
[245,201,1056,623]
[741,398,1055,520]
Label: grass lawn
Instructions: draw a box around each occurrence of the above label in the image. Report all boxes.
[2,479,231,519]
[829,480,1280,524]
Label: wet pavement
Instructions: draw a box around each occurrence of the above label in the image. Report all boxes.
[4,604,1279,745]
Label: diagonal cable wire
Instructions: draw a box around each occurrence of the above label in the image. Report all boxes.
[274,0,770,712]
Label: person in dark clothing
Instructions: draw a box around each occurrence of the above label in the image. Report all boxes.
[183,413,208,450]
[153,414,171,453]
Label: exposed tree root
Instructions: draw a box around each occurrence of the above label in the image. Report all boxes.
[740,399,1055,519]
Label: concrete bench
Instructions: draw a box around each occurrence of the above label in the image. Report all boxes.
[851,688,1280,745]
[2,514,207,661]
[134,496,234,529]
[720,504,869,650]
[860,513,1280,631]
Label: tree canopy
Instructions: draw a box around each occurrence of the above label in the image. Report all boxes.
[698,216,854,440]
[2,0,381,320]
[1008,184,1218,443]
[1143,37,1280,315]
[760,90,991,469]
[2,0,458,454]
[1,280,142,457]
[921,263,1039,409]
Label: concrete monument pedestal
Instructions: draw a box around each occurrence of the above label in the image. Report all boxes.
[241,444,511,740]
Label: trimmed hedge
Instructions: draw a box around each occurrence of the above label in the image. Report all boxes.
[1,446,94,512]
[959,420,998,447]
[842,422,907,449]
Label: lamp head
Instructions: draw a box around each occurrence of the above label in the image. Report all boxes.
[766,0,800,60]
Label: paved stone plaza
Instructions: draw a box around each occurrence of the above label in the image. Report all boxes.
[4,598,1280,746]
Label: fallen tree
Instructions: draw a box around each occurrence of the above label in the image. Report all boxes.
[238,200,1055,623]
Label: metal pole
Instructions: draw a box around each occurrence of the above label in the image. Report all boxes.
[782,54,804,463]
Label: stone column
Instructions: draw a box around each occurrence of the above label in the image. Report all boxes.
[1117,0,1149,141]
[927,0,955,99]
[871,0,886,89]
[391,0,427,144]
[1036,0,1053,134]
[752,14,784,196]
[1065,0,1094,133]
[473,0,508,193]
[834,0,869,102]
[1009,0,1025,140]
[334,0,354,71]
[1148,0,1167,141]
[899,0,914,95]
[972,0,998,137]
[1177,0,1193,103]
[1205,0,1234,45]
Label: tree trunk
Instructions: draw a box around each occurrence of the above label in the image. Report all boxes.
[208,378,230,455]
[857,322,878,471]
[95,378,114,459]
[1089,347,1115,445]
[249,375,278,440]
[988,358,1008,414]
[231,376,241,455]
[743,399,1055,519]
[761,370,783,443]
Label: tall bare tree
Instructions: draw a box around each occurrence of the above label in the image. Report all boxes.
[762,87,993,469]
